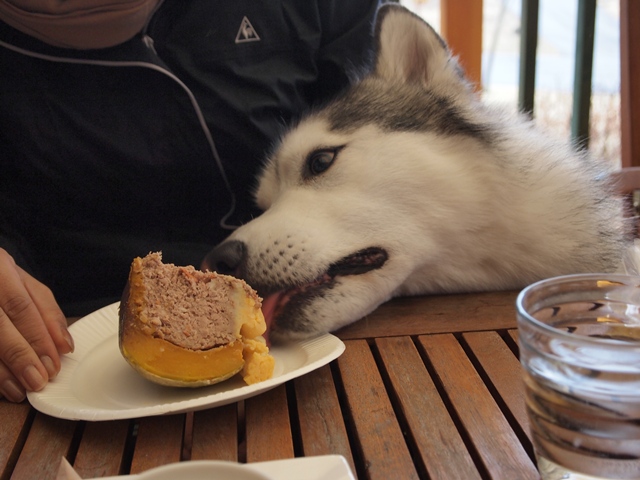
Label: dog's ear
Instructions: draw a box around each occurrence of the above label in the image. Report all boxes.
[373,5,463,89]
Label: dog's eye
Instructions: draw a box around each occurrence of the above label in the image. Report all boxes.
[306,148,339,177]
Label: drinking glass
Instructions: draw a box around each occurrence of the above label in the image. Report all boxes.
[516,274,640,479]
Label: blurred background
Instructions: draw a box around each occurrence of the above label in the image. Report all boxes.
[400,0,621,167]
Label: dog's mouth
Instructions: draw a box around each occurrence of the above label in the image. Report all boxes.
[261,247,388,338]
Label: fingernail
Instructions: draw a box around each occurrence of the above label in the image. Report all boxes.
[63,329,75,353]
[40,355,57,380]
[1,379,26,403]
[23,365,46,391]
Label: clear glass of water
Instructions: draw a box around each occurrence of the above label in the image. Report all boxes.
[516,274,640,480]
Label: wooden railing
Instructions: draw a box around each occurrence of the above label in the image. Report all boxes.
[620,0,640,168]
[436,0,638,168]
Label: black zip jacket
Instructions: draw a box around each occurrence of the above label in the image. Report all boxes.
[0,0,380,315]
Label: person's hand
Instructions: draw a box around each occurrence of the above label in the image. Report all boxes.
[0,249,74,402]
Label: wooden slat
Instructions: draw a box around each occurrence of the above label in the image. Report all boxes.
[337,291,519,340]
[462,331,531,443]
[245,385,294,462]
[10,412,77,480]
[0,401,32,480]
[620,0,640,168]
[337,339,419,480]
[375,336,481,479]
[418,334,539,479]
[293,365,355,472]
[73,420,130,478]
[129,415,185,474]
[612,166,640,196]
[191,404,238,461]
[440,0,483,89]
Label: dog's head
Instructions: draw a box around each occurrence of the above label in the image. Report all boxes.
[204,5,492,340]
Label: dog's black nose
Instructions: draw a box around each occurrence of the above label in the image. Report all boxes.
[202,240,246,276]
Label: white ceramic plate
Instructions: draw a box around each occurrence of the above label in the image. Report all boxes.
[28,302,345,421]
[92,455,356,480]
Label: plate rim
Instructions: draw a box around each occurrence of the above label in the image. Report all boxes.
[28,302,345,421]
[88,454,355,480]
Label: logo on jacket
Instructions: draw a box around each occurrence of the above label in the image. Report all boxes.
[235,17,260,43]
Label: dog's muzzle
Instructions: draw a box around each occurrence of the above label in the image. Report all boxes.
[203,240,388,339]
[202,241,388,288]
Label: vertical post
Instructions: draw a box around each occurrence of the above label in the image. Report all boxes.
[570,0,596,149]
[440,0,483,90]
[518,0,539,117]
[620,0,640,167]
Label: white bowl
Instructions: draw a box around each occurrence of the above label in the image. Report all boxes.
[136,460,274,480]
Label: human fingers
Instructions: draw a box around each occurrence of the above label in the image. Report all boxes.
[0,250,58,391]
[0,310,49,397]
[18,265,74,355]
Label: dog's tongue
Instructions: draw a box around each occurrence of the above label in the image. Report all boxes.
[261,291,286,344]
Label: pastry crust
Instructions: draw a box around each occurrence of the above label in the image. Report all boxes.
[119,252,274,387]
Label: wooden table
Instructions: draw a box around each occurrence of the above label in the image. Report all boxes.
[0,291,541,480]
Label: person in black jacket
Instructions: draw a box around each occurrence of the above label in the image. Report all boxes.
[0,0,381,402]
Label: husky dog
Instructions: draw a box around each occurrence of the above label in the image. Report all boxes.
[204,4,629,341]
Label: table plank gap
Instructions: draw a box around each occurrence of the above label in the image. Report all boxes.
[461,331,534,457]
[375,336,483,480]
[182,411,193,460]
[0,402,34,480]
[129,414,185,474]
[336,339,419,480]
[10,412,78,480]
[329,359,367,480]
[418,334,539,479]
[191,404,239,462]
[285,381,304,459]
[293,365,356,474]
[245,385,294,462]
[73,419,130,478]
[508,329,520,351]
[118,419,139,476]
